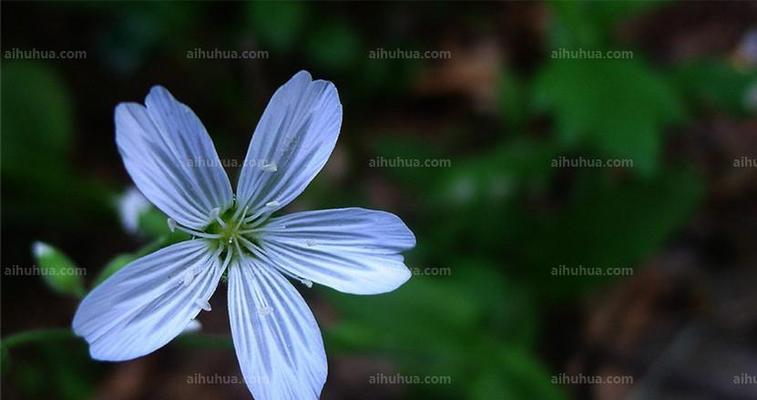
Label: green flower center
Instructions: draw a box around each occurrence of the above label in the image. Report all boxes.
[168,203,269,261]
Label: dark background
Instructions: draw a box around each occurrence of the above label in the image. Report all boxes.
[2,1,757,399]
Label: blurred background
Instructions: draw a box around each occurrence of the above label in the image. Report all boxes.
[2,1,757,399]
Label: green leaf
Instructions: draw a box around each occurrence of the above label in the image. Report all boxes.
[1,62,113,227]
[487,346,567,400]
[668,60,757,116]
[515,168,704,297]
[547,0,666,48]
[325,265,540,396]
[137,207,173,239]
[498,67,528,131]
[247,1,307,52]
[1,62,72,176]
[31,242,85,298]
[533,58,684,175]
[306,20,362,71]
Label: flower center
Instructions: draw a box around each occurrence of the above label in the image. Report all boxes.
[166,202,269,260]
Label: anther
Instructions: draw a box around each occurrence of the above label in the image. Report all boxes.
[182,269,195,287]
[257,306,273,316]
[195,299,212,311]
[167,218,177,233]
[261,162,278,172]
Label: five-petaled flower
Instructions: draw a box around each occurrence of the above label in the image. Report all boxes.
[72,71,416,399]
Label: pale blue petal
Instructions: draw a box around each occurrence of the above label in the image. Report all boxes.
[228,256,327,400]
[259,208,415,295]
[116,86,233,229]
[236,71,342,215]
[72,240,226,361]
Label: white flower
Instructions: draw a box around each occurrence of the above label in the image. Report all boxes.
[72,71,415,399]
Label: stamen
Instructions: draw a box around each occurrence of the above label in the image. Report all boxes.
[243,201,280,224]
[232,237,245,259]
[237,227,263,235]
[248,268,272,317]
[231,203,250,223]
[245,215,271,230]
[244,244,314,289]
[210,207,225,227]
[168,221,223,239]
[237,235,263,256]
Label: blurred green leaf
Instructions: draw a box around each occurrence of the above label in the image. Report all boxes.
[470,346,566,400]
[516,167,704,297]
[306,20,362,71]
[422,139,558,255]
[547,0,665,48]
[1,62,72,175]
[97,2,201,73]
[325,265,542,398]
[138,207,173,239]
[1,62,113,226]
[247,0,307,52]
[498,67,528,131]
[31,242,85,298]
[668,60,757,116]
[533,58,684,175]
